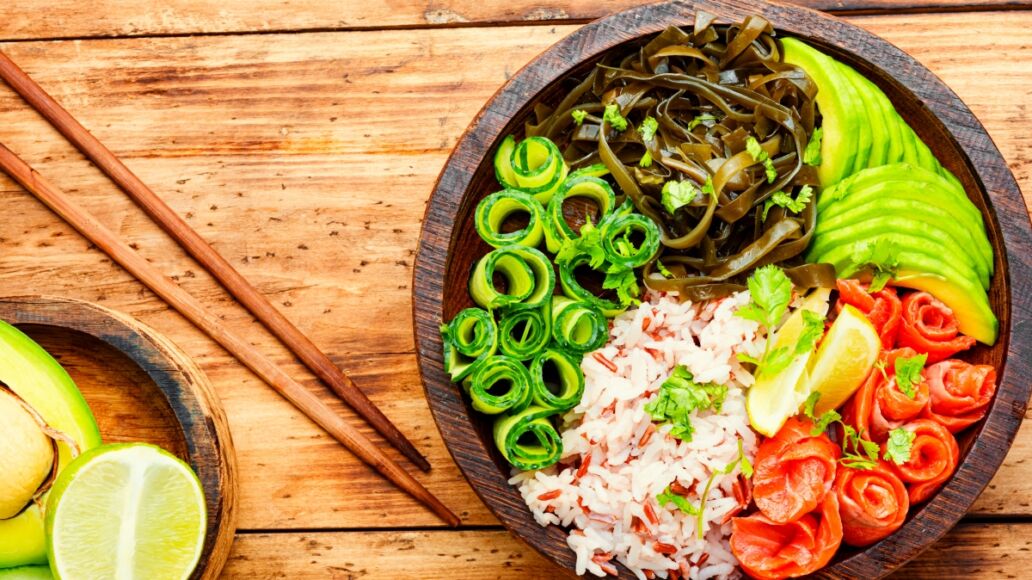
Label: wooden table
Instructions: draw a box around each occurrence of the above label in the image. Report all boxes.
[0,2,1029,577]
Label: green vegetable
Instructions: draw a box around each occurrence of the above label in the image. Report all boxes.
[440,308,498,381]
[761,185,813,221]
[656,487,699,516]
[557,251,626,317]
[493,406,563,470]
[695,439,752,538]
[496,304,551,361]
[639,116,659,142]
[804,127,823,166]
[463,355,533,415]
[546,175,616,254]
[735,265,802,376]
[529,349,585,412]
[757,309,825,378]
[474,189,546,248]
[808,406,880,471]
[571,109,587,126]
[687,113,717,131]
[884,427,915,465]
[644,366,727,442]
[493,135,569,203]
[598,209,661,270]
[639,150,653,168]
[550,297,607,354]
[603,266,641,309]
[661,180,698,215]
[602,104,628,131]
[469,245,555,310]
[746,136,777,183]
[894,353,927,399]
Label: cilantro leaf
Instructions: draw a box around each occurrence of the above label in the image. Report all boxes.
[760,345,794,378]
[555,219,606,268]
[761,185,813,221]
[603,266,640,307]
[657,487,700,515]
[644,366,727,442]
[746,136,768,162]
[884,427,916,465]
[764,160,777,183]
[735,265,792,330]
[571,109,587,126]
[894,353,928,399]
[811,409,841,436]
[661,180,698,214]
[687,113,717,131]
[738,439,754,479]
[849,238,901,284]
[797,310,826,354]
[803,392,821,419]
[639,150,653,168]
[869,271,892,293]
[874,359,889,382]
[804,127,823,166]
[701,176,716,200]
[656,260,674,279]
[602,104,628,131]
[639,116,659,142]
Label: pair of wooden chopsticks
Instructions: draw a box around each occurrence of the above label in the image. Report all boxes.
[0,51,459,526]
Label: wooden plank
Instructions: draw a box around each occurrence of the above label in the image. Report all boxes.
[1,1,1030,41]
[0,12,1027,532]
[221,525,1032,578]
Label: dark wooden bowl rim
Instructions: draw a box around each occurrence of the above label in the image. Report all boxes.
[413,1,1032,577]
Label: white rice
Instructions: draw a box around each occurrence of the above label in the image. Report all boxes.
[510,291,764,579]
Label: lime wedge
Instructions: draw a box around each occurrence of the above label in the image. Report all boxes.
[805,304,881,415]
[746,288,831,437]
[45,444,206,580]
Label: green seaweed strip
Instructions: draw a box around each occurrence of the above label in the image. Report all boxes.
[497,302,552,361]
[493,406,563,470]
[463,355,534,415]
[469,245,555,310]
[550,296,608,353]
[474,189,546,248]
[599,206,661,269]
[439,308,497,381]
[544,175,617,253]
[529,349,585,412]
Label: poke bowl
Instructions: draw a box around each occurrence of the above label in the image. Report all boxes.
[413,1,1032,578]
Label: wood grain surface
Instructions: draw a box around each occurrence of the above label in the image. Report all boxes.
[0,2,1029,578]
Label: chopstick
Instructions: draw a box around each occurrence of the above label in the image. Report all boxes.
[0,50,430,473]
[0,142,460,527]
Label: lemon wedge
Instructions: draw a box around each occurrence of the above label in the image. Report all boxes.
[805,304,881,415]
[746,288,831,437]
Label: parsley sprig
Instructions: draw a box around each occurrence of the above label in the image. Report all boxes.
[746,136,778,183]
[761,185,813,221]
[735,266,824,378]
[644,366,727,442]
[894,354,927,399]
[656,438,752,539]
[803,392,880,471]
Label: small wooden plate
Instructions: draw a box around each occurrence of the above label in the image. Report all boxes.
[414,1,1032,578]
[0,295,238,580]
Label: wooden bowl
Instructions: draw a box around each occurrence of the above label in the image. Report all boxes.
[0,296,238,580]
[413,1,1032,577]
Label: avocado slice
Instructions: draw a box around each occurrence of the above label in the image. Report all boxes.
[913,136,941,174]
[817,175,993,271]
[843,64,905,165]
[815,194,993,282]
[836,61,889,168]
[0,321,101,568]
[810,216,990,288]
[810,237,996,344]
[781,38,860,186]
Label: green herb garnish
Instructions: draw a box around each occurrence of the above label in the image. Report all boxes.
[602,104,628,131]
[761,185,813,221]
[850,238,901,293]
[808,406,880,471]
[656,260,674,279]
[804,127,823,166]
[884,427,915,465]
[639,116,659,143]
[644,366,727,442]
[603,266,641,308]
[687,113,717,131]
[571,109,587,126]
[661,180,698,215]
[746,136,777,183]
[555,218,605,268]
[894,353,928,399]
[639,150,653,168]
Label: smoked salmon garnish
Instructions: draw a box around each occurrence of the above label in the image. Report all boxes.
[885,419,959,505]
[922,359,997,433]
[753,418,840,524]
[730,493,843,580]
[844,348,929,443]
[834,460,909,547]
[897,292,975,363]
[835,279,902,349]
